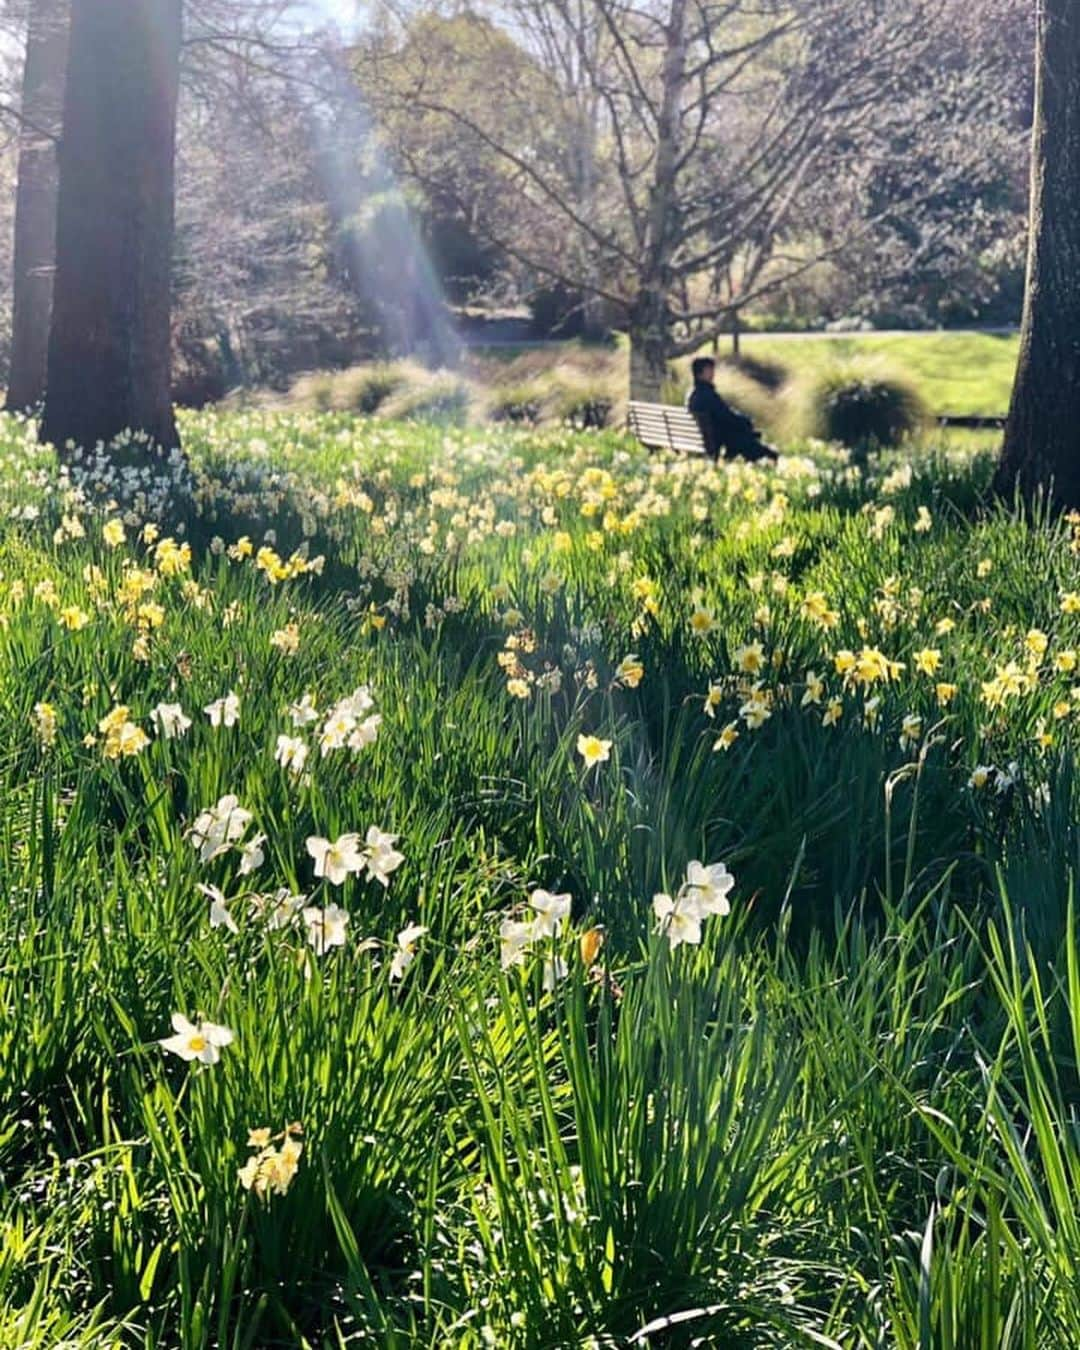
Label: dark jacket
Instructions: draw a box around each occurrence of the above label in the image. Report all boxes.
[686,380,777,462]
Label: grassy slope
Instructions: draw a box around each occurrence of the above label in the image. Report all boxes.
[728,329,1020,416]
[10,411,1080,1345]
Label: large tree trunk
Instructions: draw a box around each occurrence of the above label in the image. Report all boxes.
[995,0,1080,507]
[41,0,182,457]
[5,0,69,412]
[628,291,671,402]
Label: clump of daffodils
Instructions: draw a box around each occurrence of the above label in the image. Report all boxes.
[190,794,253,863]
[317,685,381,756]
[98,704,149,760]
[238,1124,303,1200]
[305,826,404,888]
[653,860,734,950]
[500,888,572,970]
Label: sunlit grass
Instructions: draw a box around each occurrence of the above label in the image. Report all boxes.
[0,407,1077,1346]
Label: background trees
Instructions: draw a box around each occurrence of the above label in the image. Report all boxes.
[362,0,1032,397]
[0,0,1038,415]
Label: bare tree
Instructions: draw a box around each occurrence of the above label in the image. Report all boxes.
[5,0,68,412]
[42,0,183,454]
[995,0,1080,507]
[364,0,993,398]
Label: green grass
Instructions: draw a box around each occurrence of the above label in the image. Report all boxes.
[2,407,1080,1345]
[733,329,1020,417]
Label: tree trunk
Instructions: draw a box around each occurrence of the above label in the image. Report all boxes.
[628,292,671,401]
[628,0,687,404]
[5,0,69,412]
[995,0,1080,507]
[41,0,183,457]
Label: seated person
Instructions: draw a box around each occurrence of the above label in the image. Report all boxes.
[686,356,778,462]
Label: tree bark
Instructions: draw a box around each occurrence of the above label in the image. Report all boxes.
[41,0,183,457]
[995,0,1080,507]
[6,0,69,412]
[628,291,671,401]
[628,0,687,402]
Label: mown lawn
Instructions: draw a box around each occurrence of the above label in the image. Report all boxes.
[737,328,1020,417]
[2,409,1080,1348]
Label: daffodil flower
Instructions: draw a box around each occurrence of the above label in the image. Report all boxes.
[389,922,428,980]
[302,903,350,954]
[306,833,364,886]
[529,889,571,937]
[159,1014,234,1065]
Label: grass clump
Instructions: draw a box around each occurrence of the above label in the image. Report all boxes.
[378,368,475,424]
[794,359,928,451]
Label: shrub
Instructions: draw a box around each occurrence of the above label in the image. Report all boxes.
[328,362,411,414]
[547,379,617,430]
[380,370,475,424]
[486,382,543,425]
[796,361,928,453]
[288,371,336,413]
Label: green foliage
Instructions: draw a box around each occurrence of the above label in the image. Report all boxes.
[378,369,474,424]
[738,329,1019,418]
[5,408,1080,1345]
[545,377,616,429]
[485,382,543,425]
[795,360,929,451]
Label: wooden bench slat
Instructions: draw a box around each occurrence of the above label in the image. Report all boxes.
[627,400,708,457]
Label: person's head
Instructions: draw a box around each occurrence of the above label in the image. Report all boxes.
[691,356,715,385]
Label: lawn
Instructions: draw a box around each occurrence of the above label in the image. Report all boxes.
[738,329,1020,418]
[3,408,1080,1347]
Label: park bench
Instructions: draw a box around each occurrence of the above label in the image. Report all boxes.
[627,400,707,456]
[629,400,1008,456]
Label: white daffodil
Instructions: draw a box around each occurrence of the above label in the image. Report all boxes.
[190,794,252,863]
[198,882,238,934]
[306,833,364,886]
[500,916,536,970]
[363,827,404,887]
[151,702,192,740]
[251,887,306,930]
[159,1013,234,1065]
[389,922,428,981]
[319,710,355,756]
[682,861,734,917]
[204,691,240,728]
[652,892,703,949]
[302,903,350,954]
[341,686,375,718]
[275,734,309,775]
[238,834,266,876]
[529,888,572,938]
[288,693,319,727]
[347,714,381,751]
